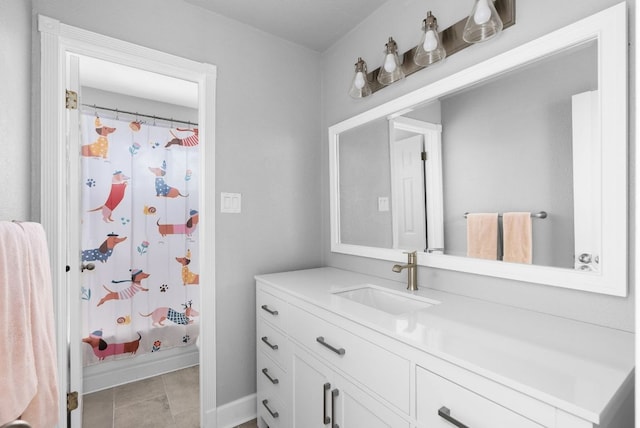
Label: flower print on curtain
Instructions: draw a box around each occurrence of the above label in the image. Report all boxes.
[80,113,201,366]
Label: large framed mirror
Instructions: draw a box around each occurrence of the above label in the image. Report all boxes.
[329,3,627,296]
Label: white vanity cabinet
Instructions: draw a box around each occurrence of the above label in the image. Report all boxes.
[255,268,634,428]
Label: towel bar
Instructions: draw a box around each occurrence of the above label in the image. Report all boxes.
[464,211,547,219]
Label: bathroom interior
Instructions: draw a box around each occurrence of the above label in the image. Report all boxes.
[0,0,637,427]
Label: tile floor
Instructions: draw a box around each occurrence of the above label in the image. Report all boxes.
[82,366,257,428]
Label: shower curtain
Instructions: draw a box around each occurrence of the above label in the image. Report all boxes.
[79,113,200,366]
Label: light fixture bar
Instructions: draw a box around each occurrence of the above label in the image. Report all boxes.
[366,0,515,94]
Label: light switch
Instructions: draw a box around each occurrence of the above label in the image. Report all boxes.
[378,197,389,212]
[221,192,241,213]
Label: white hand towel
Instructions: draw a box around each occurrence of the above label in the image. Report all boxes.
[503,212,533,264]
[466,213,498,260]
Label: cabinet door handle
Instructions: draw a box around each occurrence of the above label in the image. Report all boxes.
[438,406,469,428]
[331,388,340,428]
[316,336,346,356]
[262,399,279,419]
[261,368,279,384]
[261,336,278,350]
[323,382,331,425]
[261,304,279,316]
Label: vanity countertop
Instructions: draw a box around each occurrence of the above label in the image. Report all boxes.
[255,267,634,424]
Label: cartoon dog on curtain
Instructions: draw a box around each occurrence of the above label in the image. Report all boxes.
[82,329,142,360]
[89,170,130,222]
[81,117,116,159]
[96,268,150,306]
[82,233,127,263]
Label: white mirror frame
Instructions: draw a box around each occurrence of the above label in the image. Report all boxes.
[329,3,627,296]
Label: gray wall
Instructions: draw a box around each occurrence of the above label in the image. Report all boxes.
[2,0,323,407]
[81,87,199,126]
[322,0,636,332]
[0,0,31,221]
[339,118,392,248]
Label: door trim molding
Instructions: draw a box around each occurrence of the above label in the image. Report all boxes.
[37,15,217,427]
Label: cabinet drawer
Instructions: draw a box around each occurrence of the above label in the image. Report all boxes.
[257,319,289,370]
[257,288,288,331]
[258,392,288,428]
[258,350,288,401]
[289,304,410,414]
[416,366,544,428]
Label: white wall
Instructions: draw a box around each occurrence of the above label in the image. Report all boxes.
[2,0,323,407]
[322,0,636,332]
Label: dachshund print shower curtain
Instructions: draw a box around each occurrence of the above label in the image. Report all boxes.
[80,113,200,366]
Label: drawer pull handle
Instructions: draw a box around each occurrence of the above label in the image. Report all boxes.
[262,368,279,384]
[323,383,331,425]
[316,336,346,356]
[261,336,279,350]
[438,406,469,428]
[331,388,340,428]
[262,399,279,419]
[261,304,279,316]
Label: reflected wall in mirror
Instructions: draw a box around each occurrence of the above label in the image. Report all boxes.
[329,3,627,295]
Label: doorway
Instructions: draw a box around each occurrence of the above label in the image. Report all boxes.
[38,15,217,427]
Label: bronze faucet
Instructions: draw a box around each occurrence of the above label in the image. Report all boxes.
[392,251,418,291]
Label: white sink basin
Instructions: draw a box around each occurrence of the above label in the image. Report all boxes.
[333,285,439,315]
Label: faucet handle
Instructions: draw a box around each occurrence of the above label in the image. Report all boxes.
[403,250,417,263]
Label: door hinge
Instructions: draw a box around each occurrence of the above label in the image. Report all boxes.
[65,90,78,110]
[67,391,79,412]
[421,151,428,161]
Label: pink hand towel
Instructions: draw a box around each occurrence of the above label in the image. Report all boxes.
[0,222,38,426]
[19,222,59,428]
[0,222,59,428]
[503,212,533,264]
[466,213,498,260]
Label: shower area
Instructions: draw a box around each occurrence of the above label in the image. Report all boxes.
[76,56,202,395]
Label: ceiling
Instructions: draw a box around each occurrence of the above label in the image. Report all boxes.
[183,0,389,52]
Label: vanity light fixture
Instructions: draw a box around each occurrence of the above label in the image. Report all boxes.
[377,37,405,85]
[349,57,372,98]
[414,12,446,67]
[348,0,515,98]
[462,0,504,43]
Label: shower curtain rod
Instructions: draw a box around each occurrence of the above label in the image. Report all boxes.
[81,103,198,127]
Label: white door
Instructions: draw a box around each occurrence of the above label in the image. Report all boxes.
[390,135,427,251]
[67,53,84,428]
[571,91,601,271]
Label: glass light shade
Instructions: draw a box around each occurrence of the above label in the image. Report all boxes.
[377,37,405,85]
[462,0,503,43]
[348,57,372,98]
[414,12,446,67]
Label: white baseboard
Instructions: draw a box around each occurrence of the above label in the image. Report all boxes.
[216,393,257,428]
[83,345,199,393]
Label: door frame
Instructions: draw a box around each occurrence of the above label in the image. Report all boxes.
[38,15,217,427]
